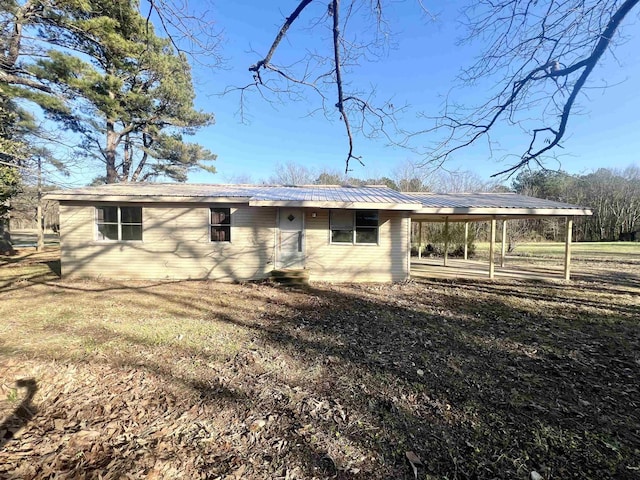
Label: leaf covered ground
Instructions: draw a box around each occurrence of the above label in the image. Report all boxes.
[1,248,639,479]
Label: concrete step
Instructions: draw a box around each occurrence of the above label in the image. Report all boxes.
[270,269,310,286]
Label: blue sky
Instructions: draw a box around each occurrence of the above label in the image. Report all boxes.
[54,0,640,186]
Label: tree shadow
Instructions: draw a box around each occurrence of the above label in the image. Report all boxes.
[0,379,38,449]
[1,266,639,478]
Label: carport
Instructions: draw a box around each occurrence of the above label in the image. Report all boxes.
[407,193,593,281]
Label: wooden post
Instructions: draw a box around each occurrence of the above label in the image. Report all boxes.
[407,215,412,279]
[443,217,449,267]
[418,221,423,259]
[489,218,496,279]
[463,222,469,260]
[500,219,507,268]
[564,217,573,281]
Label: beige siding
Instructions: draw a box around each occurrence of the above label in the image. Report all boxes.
[304,209,410,282]
[60,203,276,280]
[59,203,409,282]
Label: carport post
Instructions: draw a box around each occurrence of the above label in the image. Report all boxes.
[418,221,423,259]
[463,222,469,260]
[500,219,507,267]
[564,216,573,280]
[489,217,496,279]
[444,217,449,267]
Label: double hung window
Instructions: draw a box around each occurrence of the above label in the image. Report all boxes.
[210,208,231,242]
[330,210,379,244]
[96,206,143,241]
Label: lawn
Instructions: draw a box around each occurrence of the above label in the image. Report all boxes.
[475,241,640,261]
[1,248,639,479]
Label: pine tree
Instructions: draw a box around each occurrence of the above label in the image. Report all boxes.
[0,93,31,220]
[1,0,215,184]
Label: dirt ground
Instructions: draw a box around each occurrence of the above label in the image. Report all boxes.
[1,248,639,479]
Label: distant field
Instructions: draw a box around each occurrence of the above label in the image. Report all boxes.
[476,241,640,261]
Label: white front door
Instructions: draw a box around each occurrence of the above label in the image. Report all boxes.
[278,208,305,269]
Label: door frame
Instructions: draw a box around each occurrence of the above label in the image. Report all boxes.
[276,207,305,269]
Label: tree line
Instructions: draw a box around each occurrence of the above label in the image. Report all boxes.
[265,161,496,194]
[511,167,640,242]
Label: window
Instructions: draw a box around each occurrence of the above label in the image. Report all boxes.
[96,206,142,241]
[355,210,379,244]
[330,210,378,244]
[210,208,231,242]
[330,210,353,243]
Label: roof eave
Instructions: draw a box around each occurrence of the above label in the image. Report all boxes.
[412,207,593,216]
[45,194,253,203]
[249,200,420,210]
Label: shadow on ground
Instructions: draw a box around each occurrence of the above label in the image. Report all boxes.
[1,255,639,478]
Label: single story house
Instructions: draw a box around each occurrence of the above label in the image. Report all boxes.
[46,184,592,282]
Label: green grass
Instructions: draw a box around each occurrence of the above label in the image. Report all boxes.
[475,241,640,260]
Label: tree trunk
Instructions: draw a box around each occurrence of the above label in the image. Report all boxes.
[106,120,118,183]
[36,156,44,252]
[122,134,131,181]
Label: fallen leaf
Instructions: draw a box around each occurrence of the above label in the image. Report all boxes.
[406,451,422,479]
[249,419,267,432]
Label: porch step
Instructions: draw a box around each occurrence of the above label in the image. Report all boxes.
[270,269,310,286]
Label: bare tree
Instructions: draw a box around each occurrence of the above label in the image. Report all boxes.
[240,0,640,175]
[427,170,497,193]
[269,162,316,185]
[143,0,222,66]
[315,168,351,185]
[234,0,403,174]
[428,0,640,176]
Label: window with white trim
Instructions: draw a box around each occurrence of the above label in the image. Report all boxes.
[96,206,142,241]
[330,210,379,244]
[210,207,231,242]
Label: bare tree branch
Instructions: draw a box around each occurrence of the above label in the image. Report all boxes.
[427,0,640,176]
[143,0,223,66]
[331,0,362,172]
[239,1,637,176]
[249,0,315,78]
[236,0,401,171]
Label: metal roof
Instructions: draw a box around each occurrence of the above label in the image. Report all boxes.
[46,184,592,216]
[46,183,423,210]
[407,192,592,218]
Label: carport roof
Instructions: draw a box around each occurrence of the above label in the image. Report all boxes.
[407,192,592,220]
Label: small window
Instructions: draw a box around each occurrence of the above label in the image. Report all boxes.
[330,210,379,244]
[96,206,142,241]
[210,208,231,242]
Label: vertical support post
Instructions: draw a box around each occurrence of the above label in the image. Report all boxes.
[407,214,412,279]
[463,222,469,260]
[500,219,507,268]
[418,220,423,259]
[564,216,573,281]
[489,217,496,279]
[36,156,44,252]
[443,217,449,267]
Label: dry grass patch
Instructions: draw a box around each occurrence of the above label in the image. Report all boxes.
[1,248,639,479]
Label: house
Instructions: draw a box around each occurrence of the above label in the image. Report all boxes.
[46,184,592,282]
